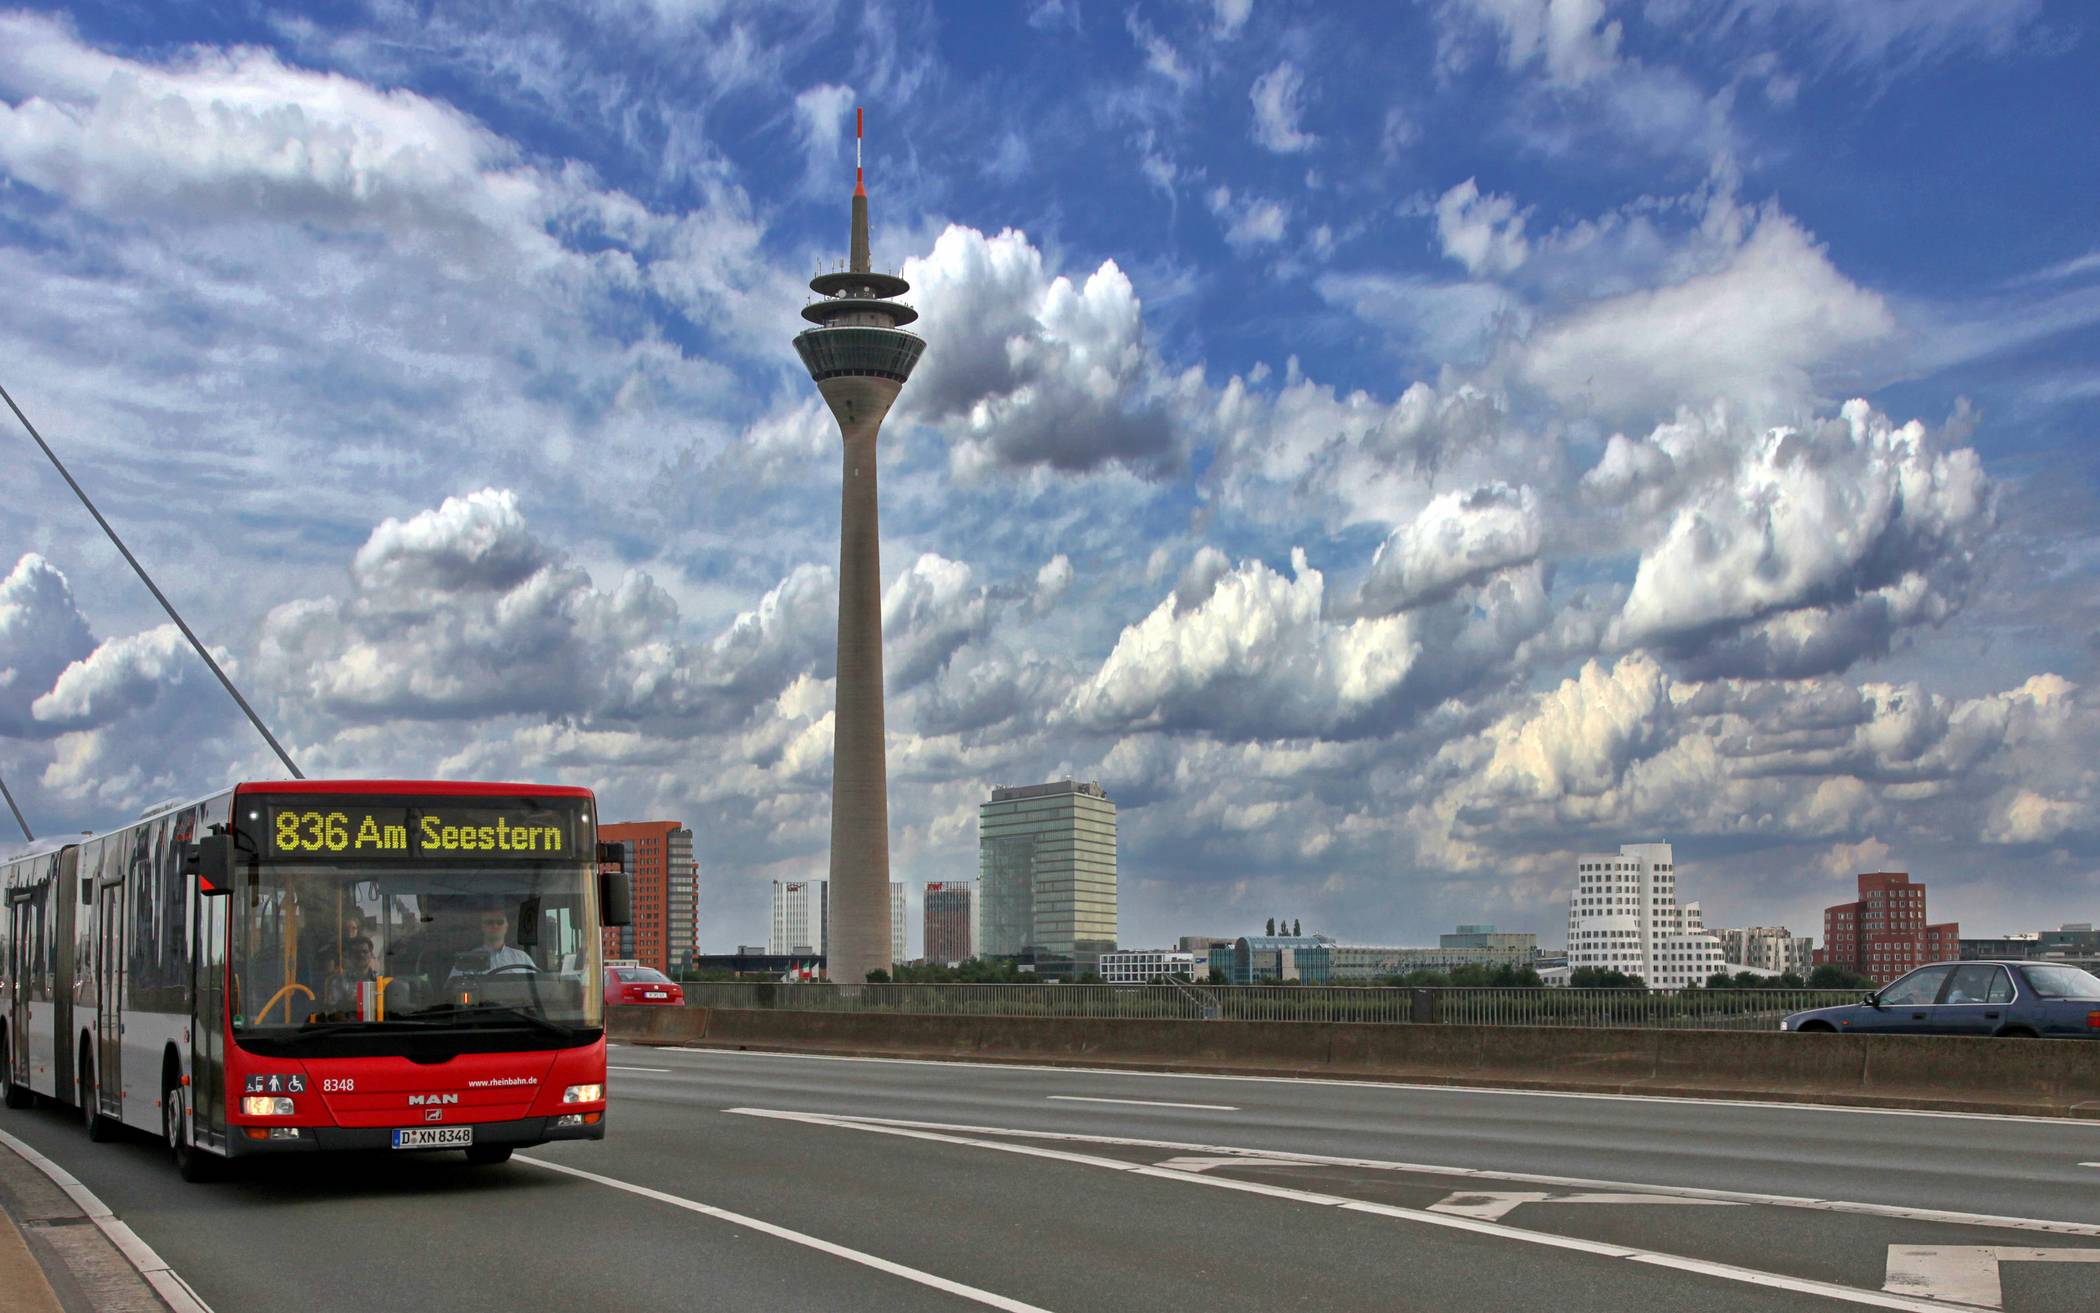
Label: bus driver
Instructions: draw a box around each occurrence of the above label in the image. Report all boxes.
[449,907,534,979]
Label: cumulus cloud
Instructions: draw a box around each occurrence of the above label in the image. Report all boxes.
[1250,61,1316,153]
[32,626,200,730]
[882,554,988,691]
[1361,483,1543,613]
[902,225,1183,478]
[1608,400,1992,676]
[1065,550,1417,740]
[0,554,95,736]
[1434,179,1530,276]
[1208,186,1290,251]
[1476,655,1672,803]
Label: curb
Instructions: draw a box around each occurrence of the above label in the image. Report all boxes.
[626,1037,2100,1120]
[0,1128,213,1313]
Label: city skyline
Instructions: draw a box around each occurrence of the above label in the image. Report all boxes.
[2,5,2098,956]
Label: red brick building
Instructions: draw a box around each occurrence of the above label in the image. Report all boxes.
[1812,872,1959,984]
[597,821,697,977]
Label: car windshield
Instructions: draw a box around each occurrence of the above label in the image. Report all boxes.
[2021,964,2100,998]
[612,967,673,984]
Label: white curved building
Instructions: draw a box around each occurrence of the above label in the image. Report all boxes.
[1566,842,1725,988]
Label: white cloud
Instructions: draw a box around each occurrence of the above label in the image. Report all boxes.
[1451,0,1623,87]
[1250,61,1316,153]
[1208,185,1289,251]
[1476,655,1671,803]
[791,83,856,190]
[0,554,95,736]
[881,554,987,690]
[1362,484,1543,613]
[1214,0,1254,38]
[1127,13,1195,90]
[1433,178,1530,276]
[1517,209,1894,421]
[32,626,199,730]
[1065,549,1417,740]
[902,225,1183,477]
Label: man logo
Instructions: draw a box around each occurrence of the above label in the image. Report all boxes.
[425,1109,443,1122]
[406,1093,461,1106]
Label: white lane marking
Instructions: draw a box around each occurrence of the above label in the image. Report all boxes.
[1884,1244,2100,1310]
[652,1045,2100,1129]
[608,1065,672,1073]
[1046,1096,1238,1111]
[731,1107,1986,1312]
[515,1155,1056,1312]
[723,1108,2100,1238]
[0,1126,215,1313]
[1428,1191,1740,1222]
[1154,1156,1309,1173]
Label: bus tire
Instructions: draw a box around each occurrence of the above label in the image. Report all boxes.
[82,1055,115,1142]
[1,1038,30,1110]
[464,1144,513,1166]
[164,1083,215,1183]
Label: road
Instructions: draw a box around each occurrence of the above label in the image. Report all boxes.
[5,1045,2100,1312]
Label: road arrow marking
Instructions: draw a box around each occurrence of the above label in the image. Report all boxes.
[1429,1191,1741,1221]
[1884,1245,2100,1309]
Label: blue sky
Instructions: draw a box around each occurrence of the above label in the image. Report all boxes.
[2,0,2097,956]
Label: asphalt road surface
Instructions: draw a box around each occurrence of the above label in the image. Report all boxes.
[6,1045,2100,1312]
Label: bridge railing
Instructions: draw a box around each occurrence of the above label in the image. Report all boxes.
[670,983,1861,1031]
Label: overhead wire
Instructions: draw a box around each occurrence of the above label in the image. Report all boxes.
[0,379,304,779]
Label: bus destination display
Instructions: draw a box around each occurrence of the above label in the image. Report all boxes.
[265,804,581,860]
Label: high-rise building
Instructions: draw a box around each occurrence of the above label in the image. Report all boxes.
[978,780,1118,975]
[793,108,926,988]
[1814,872,1958,984]
[598,821,697,976]
[1565,842,1725,988]
[923,881,975,963]
[889,882,907,965]
[770,879,829,959]
[1713,925,1814,976]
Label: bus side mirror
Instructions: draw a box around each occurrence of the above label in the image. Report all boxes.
[183,835,235,895]
[597,842,631,927]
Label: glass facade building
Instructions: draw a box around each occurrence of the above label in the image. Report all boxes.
[977,781,1117,974]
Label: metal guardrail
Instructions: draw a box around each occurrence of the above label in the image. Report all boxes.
[672,983,1862,1031]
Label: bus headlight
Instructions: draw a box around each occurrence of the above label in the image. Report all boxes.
[562,1084,604,1104]
[241,1096,295,1117]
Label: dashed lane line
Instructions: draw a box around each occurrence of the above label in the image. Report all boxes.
[728,1106,1994,1313]
[514,1155,1057,1312]
[1045,1096,1238,1111]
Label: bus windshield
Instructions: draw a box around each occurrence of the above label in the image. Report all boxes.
[227,795,602,1049]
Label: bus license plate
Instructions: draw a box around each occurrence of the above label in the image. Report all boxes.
[392,1127,473,1149]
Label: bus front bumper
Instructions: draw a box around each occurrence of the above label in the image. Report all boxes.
[223,1112,608,1156]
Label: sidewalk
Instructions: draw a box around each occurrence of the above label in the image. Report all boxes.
[0,1129,168,1313]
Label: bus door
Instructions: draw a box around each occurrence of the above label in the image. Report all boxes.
[5,890,28,1091]
[191,880,227,1150]
[50,852,76,1106]
[95,881,123,1123]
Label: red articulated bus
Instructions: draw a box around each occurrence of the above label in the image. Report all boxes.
[1,780,630,1180]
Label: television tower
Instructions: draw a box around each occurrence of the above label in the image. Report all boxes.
[793,108,925,985]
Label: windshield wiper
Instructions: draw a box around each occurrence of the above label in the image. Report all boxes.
[289,1018,451,1036]
[401,1003,574,1037]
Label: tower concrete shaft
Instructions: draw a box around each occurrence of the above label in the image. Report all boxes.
[792,110,924,986]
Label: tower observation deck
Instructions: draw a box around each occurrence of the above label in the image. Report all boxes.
[794,108,923,987]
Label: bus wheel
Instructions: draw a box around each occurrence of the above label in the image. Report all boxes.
[164,1084,215,1182]
[82,1057,115,1141]
[464,1144,513,1166]
[1,1041,30,1110]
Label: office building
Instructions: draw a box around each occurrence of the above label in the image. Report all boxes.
[1813,872,1958,985]
[979,780,1118,976]
[923,881,975,964]
[1960,924,2100,969]
[770,879,829,957]
[890,882,907,965]
[1100,949,1203,984]
[1565,842,1726,988]
[1210,936,1334,984]
[1177,935,1233,955]
[1712,926,1814,976]
[598,821,698,976]
[795,110,926,988]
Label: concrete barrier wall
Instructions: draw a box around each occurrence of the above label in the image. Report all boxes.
[608,1006,2100,1117]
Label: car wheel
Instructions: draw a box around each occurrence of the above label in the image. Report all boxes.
[1796,1022,1836,1033]
[1996,1028,2038,1039]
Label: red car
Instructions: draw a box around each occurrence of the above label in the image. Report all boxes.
[603,961,685,1007]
